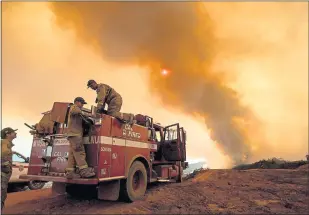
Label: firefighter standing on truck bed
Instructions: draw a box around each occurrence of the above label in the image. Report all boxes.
[65,97,95,179]
[1,127,17,210]
[87,79,135,124]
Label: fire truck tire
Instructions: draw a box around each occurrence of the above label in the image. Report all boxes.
[120,161,147,202]
[28,180,46,190]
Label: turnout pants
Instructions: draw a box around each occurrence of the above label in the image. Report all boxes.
[106,96,122,118]
[105,97,134,123]
[66,136,88,172]
[1,170,12,209]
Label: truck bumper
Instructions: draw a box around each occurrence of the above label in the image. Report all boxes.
[20,174,99,185]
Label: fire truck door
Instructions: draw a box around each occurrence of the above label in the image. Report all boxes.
[110,138,125,177]
[162,123,183,161]
[179,127,186,162]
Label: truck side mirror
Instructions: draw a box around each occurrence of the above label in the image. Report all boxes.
[26,157,30,163]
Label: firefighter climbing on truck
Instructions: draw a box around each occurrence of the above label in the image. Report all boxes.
[65,97,96,179]
[87,79,135,125]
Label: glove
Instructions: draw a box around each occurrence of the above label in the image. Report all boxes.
[30,130,37,135]
[1,165,11,174]
[97,104,104,111]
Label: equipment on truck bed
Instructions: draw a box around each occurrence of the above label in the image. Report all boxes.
[20,102,188,202]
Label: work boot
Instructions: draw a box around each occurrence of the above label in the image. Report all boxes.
[66,171,81,179]
[78,167,95,173]
[79,167,95,178]
[75,167,94,174]
[129,114,136,125]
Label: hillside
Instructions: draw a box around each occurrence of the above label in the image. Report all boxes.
[233,158,309,170]
[183,161,206,175]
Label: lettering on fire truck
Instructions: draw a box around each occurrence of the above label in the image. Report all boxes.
[100,147,111,152]
[112,153,117,159]
[54,139,69,145]
[101,168,107,175]
[33,139,47,147]
[122,124,141,139]
[53,152,62,157]
[56,157,66,163]
[90,136,101,144]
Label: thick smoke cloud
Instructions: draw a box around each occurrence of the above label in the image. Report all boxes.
[49,2,261,165]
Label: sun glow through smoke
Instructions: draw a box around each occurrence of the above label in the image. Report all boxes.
[161,69,168,76]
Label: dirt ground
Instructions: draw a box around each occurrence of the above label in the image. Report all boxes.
[2,165,308,214]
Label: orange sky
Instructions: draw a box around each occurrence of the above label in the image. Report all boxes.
[1,2,308,168]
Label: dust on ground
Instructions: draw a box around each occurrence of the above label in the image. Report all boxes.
[3,164,308,214]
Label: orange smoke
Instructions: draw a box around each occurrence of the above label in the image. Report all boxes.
[47,2,308,165]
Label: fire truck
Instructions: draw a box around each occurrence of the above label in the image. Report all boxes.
[20,102,188,202]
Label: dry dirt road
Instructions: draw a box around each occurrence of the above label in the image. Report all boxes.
[2,165,308,214]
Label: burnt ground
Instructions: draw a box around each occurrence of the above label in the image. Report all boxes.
[2,164,309,214]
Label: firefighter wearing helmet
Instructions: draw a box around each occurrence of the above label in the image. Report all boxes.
[87,79,135,124]
[1,127,17,209]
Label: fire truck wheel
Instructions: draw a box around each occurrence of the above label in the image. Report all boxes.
[28,180,46,190]
[121,161,147,202]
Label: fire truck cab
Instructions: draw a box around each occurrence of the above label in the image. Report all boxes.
[20,102,188,202]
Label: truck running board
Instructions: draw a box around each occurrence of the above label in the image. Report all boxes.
[157,178,177,183]
[20,174,98,185]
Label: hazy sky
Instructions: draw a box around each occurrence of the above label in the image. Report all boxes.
[1,2,308,168]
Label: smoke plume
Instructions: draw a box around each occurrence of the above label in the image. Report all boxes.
[49,2,263,165]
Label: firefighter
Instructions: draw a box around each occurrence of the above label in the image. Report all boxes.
[87,79,135,124]
[65,97,95,179]
[29,111,55,137]
[1,127,17,210]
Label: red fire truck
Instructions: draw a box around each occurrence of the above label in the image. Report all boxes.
[20,102,188,202]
